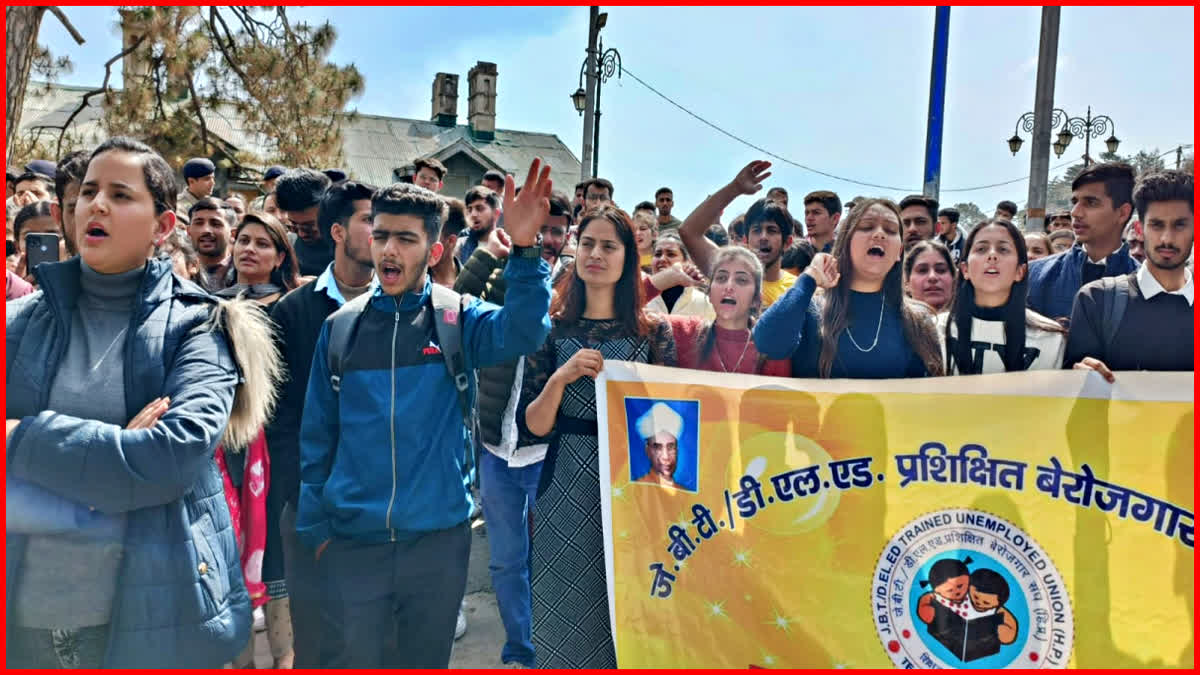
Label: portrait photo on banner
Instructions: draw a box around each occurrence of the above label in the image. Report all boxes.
[624,397,700,493]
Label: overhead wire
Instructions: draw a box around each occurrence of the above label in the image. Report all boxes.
[619,64,1189,197]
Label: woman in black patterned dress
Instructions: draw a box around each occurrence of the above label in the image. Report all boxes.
[519,205,676,668]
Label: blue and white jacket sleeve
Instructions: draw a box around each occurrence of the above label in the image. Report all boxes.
[462,255,553,369]
[753,273,820,359]
[296,322,339,551]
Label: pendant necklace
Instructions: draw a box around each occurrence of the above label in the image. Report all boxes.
[846,293,885,353]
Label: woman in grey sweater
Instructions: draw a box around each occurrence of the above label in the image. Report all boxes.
[6,137,280,668]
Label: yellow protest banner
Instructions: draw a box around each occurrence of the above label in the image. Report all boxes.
[596,364,1194,669]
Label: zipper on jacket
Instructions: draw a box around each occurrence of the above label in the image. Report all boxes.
[384,302,401,542]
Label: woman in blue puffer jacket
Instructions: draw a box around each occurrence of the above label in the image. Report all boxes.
[5,137,281,668]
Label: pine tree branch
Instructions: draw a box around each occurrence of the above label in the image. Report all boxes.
[46,7,85,45]
[204,11,290,148]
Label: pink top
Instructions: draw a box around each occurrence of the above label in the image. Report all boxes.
[668,315,791,376]
[6,268,34,301]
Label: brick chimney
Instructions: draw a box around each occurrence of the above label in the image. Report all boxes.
[431,72,459,127]
[467,61,497,141]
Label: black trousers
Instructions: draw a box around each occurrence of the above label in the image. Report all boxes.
[280,501,323,668]
[316,522,471,668]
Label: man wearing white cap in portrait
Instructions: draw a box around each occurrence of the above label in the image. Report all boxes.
[634,402,684,488]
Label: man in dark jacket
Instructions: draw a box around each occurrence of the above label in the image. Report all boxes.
[456,185,501,266]
[298,162,554,668]
[276,169,335,276]
[452,189,571,668]
[1027,162,1141,324]
[264,179,376,667]
[1067,170,1193,379]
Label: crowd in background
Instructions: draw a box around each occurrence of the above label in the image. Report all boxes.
[6,137,1193,668]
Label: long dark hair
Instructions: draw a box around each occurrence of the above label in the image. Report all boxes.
[697,246,765,367]
[549,204,654,337]
[945,218,1032,374]
[819,199,944,377]
[234,211,301,291]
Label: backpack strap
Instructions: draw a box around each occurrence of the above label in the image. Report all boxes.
[1100,274,1131,353]
[430,283,480,482]
[430,284,472,422]
[326,293,372,393]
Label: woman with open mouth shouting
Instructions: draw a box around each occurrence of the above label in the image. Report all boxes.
[668,245,791,376]
[753,197,945,378]
[940,218,1066,374]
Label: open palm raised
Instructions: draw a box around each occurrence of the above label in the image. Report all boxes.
[501,158,554,247]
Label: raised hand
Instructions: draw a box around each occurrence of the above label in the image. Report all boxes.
[729,160,772,197]
[502,158,553,247]
[483,227,512,259]
[680,262,707,287]
[803,252,840,289]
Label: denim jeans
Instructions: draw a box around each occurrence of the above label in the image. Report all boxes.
[479,451,542,668]
[7,625,110,668]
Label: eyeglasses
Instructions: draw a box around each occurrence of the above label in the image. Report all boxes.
[6,240,16,257]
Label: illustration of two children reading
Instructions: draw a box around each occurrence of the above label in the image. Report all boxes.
[917,557,1019,663]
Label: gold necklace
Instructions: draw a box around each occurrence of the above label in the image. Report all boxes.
[715,327,753,373]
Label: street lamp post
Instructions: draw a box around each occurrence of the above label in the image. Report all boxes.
[1008,106,1120,167]
[570,13,620,181]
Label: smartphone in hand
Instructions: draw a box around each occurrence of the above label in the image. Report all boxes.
[24,232,61,270]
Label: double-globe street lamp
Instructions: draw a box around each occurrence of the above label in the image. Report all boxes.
[1008,106,1120,167]
[571,37,621,179]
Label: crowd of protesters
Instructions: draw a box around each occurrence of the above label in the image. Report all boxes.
[6,134,1193,668]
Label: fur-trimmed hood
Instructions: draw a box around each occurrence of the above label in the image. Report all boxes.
[204,297,283,451]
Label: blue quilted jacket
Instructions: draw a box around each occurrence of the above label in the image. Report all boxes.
[1026,242,1140,322]
[5,257,250,667]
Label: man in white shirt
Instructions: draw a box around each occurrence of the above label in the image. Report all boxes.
[1067,170,1193,379]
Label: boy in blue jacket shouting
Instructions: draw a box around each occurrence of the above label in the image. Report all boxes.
[298,159,555,667]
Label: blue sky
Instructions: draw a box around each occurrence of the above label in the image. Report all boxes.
[37,6,1194,220]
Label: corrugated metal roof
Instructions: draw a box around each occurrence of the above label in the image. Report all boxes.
[18,83,581,185]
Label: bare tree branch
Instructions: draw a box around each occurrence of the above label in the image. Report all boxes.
[46,7,85,45]
[54,32,146,155]
[185,68,209,155]
[207,7,241,59]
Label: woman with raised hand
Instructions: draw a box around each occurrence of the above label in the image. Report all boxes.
[941,218,1065,374]
[670,245,791,376]
[5,137,280,668]
[644,232,715,318]
[753,198,944,378]
[518,204,676,668]
[904,239,955,313]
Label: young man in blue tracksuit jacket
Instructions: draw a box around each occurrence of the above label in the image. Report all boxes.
[1026,162,1140,324]
[297,161,555,668]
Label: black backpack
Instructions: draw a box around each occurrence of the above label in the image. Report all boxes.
[324,285,480,481]
[1095,274,1131,355]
